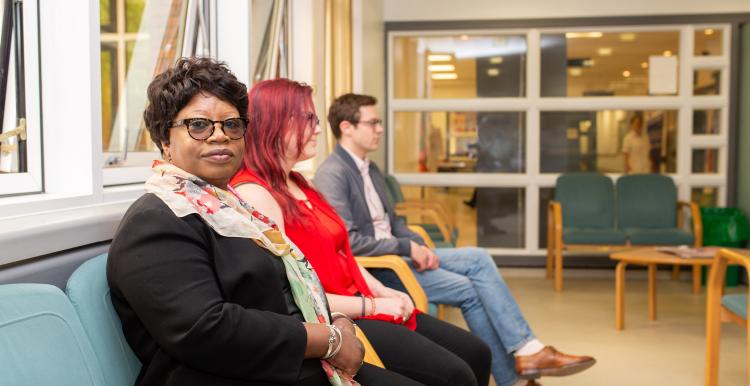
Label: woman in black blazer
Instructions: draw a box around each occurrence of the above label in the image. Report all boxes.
[107,57,423,386]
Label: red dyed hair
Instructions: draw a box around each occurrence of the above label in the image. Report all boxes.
[243,78,322,226]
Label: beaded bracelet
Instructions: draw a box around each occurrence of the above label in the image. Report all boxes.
[359,294,366,317]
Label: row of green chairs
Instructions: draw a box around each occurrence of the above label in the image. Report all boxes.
[548,173,702,292]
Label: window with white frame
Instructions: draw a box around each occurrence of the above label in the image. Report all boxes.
[100,0,213,186]
[387,24,731,256]
[0,0,41,196]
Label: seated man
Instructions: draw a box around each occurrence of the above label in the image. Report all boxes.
[314,93,596,386]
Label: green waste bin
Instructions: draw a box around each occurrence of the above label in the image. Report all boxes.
[700,207,750,287]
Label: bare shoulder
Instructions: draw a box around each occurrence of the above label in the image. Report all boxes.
[234,183,278,206]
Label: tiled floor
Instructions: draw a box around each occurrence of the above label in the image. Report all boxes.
[442,268,747,386]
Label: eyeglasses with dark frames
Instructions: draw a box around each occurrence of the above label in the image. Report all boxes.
[172,117,249,141]
[354,118,383,128]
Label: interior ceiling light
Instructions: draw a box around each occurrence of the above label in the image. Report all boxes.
[489,56,503,64]
[619,33,636,42]
[569,68,582,76]
[597,47,613,56]
[704,28,715,36]
[431,73,458,80]
[622,70,631,78]
[486,68,500,77]
[427,54,453,62]
[428,64,456,72]
[460,35,470,41]
[565,32,603,39]
[663,50,673,56]
[641,62,648,69]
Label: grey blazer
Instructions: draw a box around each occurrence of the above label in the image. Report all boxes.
[313,144,424,257]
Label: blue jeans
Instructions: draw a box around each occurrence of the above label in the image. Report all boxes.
[375,247,534,386]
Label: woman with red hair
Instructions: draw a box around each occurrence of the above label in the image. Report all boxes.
[231,78,491,386]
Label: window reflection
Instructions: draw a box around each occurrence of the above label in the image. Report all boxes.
[393,35,527,99]
[393,111,524,173]
[541,31,680,97]
[694,69,721,95]
[540,110,677,174]
[693,109,720,134]
[398,185,523,249]
[694,28,723,56]
[692,149,719,173]
[692,186,718,207]
[100,0,191,164]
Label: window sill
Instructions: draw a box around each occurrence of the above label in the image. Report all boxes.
[0,185,145,266]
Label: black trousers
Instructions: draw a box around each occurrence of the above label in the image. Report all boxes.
[297,362,425,386]
[357,313,491,386]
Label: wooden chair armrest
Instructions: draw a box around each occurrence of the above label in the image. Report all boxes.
[707,249,750,317]
[408,224,437,249]
[396,201,453,224]
[355,255,429,313]
[396,207,452,243]
[677,201,703,247]
[355,325,384,368]
[705,248,750,386]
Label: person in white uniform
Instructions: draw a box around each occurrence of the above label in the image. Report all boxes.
[622,114,652,174]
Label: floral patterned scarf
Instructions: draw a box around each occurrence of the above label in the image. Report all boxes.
[145,161,357,386]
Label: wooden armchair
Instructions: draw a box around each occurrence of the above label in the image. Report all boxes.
[384,175,457,247]
[704,248,750,386]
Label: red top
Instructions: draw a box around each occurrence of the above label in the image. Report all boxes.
[231,168,417,328]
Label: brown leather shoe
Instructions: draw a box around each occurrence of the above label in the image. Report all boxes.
[515,346,595,379]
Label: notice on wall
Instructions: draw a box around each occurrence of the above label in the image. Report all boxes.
[648,56,678,95]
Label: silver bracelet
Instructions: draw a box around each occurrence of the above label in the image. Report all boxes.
[327,325,344,359]
[331,311,357,325]
[322,324,342,359]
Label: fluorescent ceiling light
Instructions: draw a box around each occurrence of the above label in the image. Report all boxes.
[566,32,603,39]
[619,33,636,42]
[431,73,458,80]
[704,28,715,36]
[597,47,613,56]
[486,68,500,77]
[428,64,456,72]
[569,68,582,76]
[428,54,453,62]
[663,50,673,56]
[489,56,503,64]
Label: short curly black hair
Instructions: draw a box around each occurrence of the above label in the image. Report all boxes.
[143,57,248,153]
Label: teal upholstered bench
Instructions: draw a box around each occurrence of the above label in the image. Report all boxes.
[0,253,141,386]
[0,283,108,385]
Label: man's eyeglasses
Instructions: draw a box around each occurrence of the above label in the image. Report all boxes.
[354,118,383,128]
[172,117,248,141]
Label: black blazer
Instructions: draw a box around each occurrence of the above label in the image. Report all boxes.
[107,194,321,386]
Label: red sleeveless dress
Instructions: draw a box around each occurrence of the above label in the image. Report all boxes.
[231,168,418,329]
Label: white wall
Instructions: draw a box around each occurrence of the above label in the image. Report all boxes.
[355,0,387,168]
[383,0,750,21]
